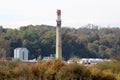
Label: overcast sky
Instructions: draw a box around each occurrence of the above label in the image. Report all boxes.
[0,0,120,28]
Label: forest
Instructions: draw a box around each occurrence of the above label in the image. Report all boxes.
[0,24,120,60]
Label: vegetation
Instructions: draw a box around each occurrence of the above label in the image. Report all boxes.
[0,23,119,79]
[0,24,120,60]
[0,59,119,80]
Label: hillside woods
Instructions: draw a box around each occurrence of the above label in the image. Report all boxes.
[0,24,120,60]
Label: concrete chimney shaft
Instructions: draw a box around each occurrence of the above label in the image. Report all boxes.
[56,10,62,59]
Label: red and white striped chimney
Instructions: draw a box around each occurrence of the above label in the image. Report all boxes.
[56,10,61,27]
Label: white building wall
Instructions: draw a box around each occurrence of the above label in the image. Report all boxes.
[14,49,17,58]
[23,49,28,60]
[14,48,29,60]
[19,49,23,60]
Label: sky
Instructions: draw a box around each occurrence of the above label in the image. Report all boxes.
[0,0,120,28]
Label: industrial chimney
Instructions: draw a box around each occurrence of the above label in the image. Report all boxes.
[56,10,62,59]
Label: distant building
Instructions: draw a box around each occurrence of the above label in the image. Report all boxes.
[67,58,110,66]
[42,56,54,61]
[14,48,29,60]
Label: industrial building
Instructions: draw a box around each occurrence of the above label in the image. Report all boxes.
[14,48,29,60]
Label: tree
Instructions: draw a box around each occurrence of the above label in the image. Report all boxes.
[56,64,91,80]
[12,63,32,80]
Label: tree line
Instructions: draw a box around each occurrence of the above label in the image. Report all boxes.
[0,59,119,80]
[0,24,120,60]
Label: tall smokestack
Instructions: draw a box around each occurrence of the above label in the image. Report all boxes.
[56,9,62,59]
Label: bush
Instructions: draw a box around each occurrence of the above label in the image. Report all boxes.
[56,64,91,80]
